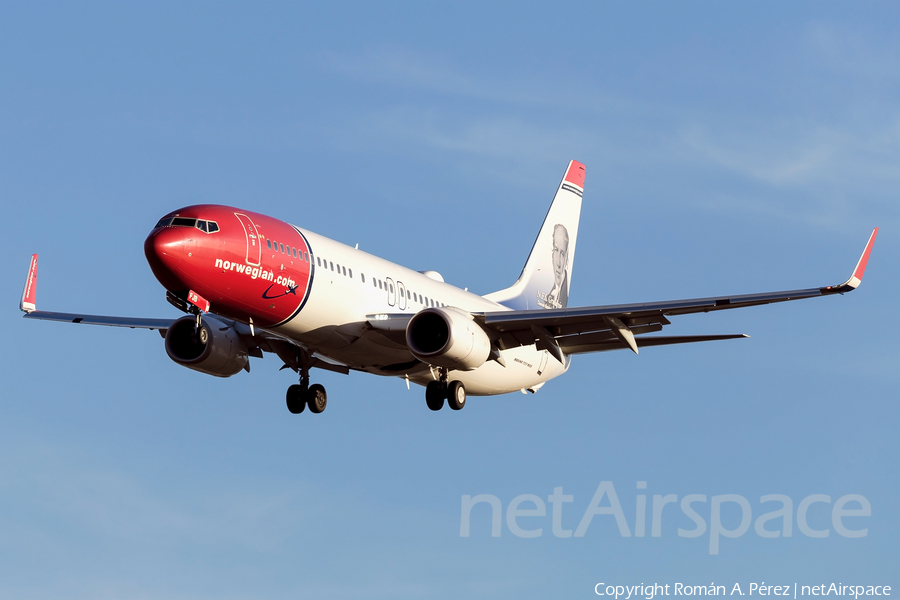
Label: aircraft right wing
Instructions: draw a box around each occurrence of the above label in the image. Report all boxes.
[472,228,878,360]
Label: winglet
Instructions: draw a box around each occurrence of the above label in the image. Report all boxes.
[826,228,878,293]
[20,254,38,313]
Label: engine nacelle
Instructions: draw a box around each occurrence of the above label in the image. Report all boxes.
[164,315,249,377]
[406,307,492,371]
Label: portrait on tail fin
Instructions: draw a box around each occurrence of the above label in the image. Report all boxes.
[538,224,569,309]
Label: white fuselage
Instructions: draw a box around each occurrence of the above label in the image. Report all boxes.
[274,227,569,395]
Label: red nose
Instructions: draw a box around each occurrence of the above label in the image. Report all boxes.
[144,227,187,291]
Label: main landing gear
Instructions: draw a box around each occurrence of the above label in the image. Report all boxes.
[286,354,327,415]
[425,368,466,411]
[286,380,327,414]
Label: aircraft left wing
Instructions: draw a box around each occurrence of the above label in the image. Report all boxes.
[473,228,878,359]
[19,254,350,375]
[20,255,174,333]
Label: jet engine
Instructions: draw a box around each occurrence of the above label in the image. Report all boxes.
[406,307,492,371]
[164,315,249,377]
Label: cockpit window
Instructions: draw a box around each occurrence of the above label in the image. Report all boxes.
[155,216,219,232]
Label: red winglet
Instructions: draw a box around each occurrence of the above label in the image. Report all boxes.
[564,160,586,188]
[20,254,38,313]
[853,227,878,281]
[187,290,210,313]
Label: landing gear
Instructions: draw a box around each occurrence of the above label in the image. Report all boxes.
[425,381,445,411]
[307,383,327,413]
[285,380,328,415]
[286,384,306,414]
[286,351,327,415]
[424,369,466,411]
[447,380,466,410]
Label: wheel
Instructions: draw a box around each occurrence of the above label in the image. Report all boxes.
[306,383,327,413]
[425,381,445,411]
[286,384,306,414]
[447,380,466,410]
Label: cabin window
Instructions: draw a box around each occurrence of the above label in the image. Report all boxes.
[361,273,365,283]
[330,261,334,271]
[267,239,272,249]
[317,257,321,267]
[389,283,394,293]
[343,267,347,276]
[378,280,383,290]
[349,269,353,278]
[304,252,309,262]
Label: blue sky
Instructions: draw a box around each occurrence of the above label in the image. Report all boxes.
[1,2,898,598]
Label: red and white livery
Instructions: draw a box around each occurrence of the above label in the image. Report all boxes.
[19,161,879,414]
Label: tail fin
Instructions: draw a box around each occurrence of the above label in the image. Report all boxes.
[484,160,584,310]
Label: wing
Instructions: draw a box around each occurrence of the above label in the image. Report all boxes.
[473,228,878,360]
[18,254,350,375]
[20,255,175,333]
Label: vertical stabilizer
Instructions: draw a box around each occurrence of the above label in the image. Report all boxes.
[484,160,585,310]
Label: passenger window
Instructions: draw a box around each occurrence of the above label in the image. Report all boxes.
[304,252,309,262]
[279,244,284,253]
[330,262,334,271]
[378,280,383,290]
[349,269,353,278]
[317,257,321,267]
[336,263,341,273]
[267,239,272,249]
[389,283,394,293]
[361,273,365,283]
[343,267,347,276]
[407,290,411,299]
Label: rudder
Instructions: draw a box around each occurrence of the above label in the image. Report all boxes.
[484,160,585,310]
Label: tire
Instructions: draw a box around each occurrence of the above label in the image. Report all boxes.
[286,384,306,414]
[307,383,327,413]
[425,381,445,411]
[447,381,466,411]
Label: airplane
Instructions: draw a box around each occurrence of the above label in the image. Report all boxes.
[19,160,878,415]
